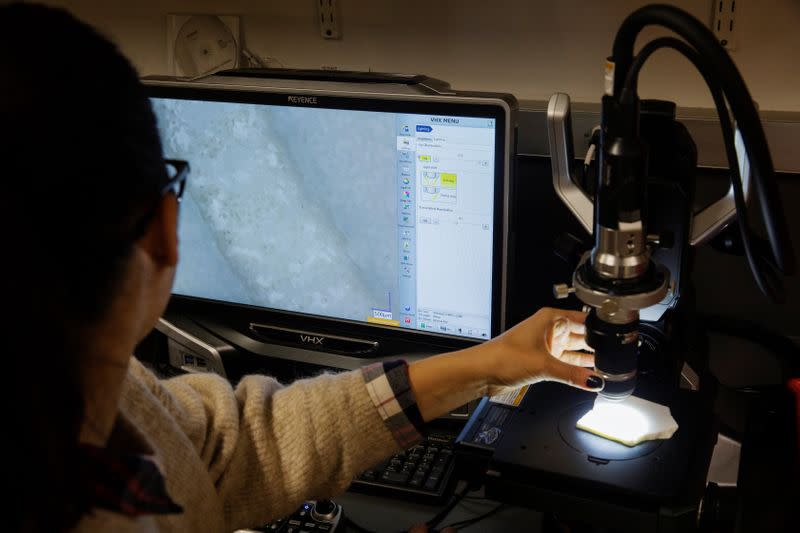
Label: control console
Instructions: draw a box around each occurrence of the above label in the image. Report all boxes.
[235,499,343,533]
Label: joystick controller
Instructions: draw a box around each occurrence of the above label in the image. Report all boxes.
[236,499,343,532]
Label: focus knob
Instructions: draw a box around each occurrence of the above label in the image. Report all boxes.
[553,283,575,299]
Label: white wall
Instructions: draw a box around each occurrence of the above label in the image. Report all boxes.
[41,0,800,112]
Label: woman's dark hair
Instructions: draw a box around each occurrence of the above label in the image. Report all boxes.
[1,4,168,530]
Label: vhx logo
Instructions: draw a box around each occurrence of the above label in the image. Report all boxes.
[299,334,324,345]
[288,95,318,105]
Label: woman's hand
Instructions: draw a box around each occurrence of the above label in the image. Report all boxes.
[408,308,603,422]
[480,307,603,397]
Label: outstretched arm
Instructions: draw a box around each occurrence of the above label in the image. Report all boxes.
[139,307,600,529]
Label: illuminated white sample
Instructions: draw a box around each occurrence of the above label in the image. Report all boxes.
[576,395,678,447]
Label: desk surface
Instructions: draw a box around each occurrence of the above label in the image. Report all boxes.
[337,483,542,532]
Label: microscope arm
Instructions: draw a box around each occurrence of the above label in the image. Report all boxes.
[547,92,751,246]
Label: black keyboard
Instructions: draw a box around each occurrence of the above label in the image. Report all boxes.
[349,433,457,504]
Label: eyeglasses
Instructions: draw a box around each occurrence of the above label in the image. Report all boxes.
[162,159,189,202]
[124,158,190,242]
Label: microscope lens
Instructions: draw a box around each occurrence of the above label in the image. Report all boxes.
[586,311,639,400]
[598,375,637,401]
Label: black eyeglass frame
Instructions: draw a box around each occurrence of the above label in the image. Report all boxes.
[125,158,190,242]
[162,158,190,202]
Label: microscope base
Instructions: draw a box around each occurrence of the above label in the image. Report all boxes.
[478,382,717,532]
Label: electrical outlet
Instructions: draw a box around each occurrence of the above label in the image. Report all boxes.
[711,0,738,50]
[318,0,341,39]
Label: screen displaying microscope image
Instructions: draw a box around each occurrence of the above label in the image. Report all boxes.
[151,97,498,340]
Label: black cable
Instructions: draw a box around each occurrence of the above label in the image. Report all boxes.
[347,487,479,533]
[610,4,795,281]
[441,503,505,530]
[424,484,471,531]
[617,36,785,301]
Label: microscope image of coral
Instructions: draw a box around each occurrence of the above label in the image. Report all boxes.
[152,99,399,322]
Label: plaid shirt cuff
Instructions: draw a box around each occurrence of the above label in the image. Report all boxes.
[361,360,425,448]
[79,444,183,517]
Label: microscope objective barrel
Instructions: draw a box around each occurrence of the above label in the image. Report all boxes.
[586,310,638,400]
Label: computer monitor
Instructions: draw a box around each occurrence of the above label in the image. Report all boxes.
[145,72,516,357]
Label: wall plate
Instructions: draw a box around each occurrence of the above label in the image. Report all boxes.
[166,14,241,77]
[711,0,738,50]
[318,0,342,39]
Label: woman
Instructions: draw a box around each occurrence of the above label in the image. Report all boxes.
[2,4,603,531]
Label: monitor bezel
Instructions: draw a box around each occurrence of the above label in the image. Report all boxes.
[146,80,513,349]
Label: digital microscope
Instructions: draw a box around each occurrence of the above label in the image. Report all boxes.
[457,4,795,531]
[558,5,793,403]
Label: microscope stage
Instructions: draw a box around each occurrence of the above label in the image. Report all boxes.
[486,381,717,509]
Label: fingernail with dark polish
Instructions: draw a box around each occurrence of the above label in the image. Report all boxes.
[586,375,604,389]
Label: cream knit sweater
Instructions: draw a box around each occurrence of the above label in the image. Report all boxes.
[74,358,403,532]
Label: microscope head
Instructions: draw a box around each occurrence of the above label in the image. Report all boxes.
[573,255,669,401]
[567,93,670,401]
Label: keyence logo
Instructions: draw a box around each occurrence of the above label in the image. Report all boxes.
[288,95,318,105]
